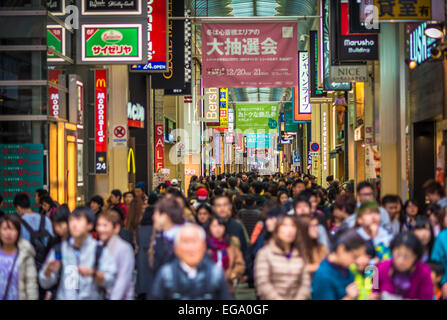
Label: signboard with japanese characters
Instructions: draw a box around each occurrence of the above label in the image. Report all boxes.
[202,23,298,88]
[373,0,431,21]
[81,0,143,15]
[47,25,66,63]
[129,0,168,72]
[297,51,312,120]
[0,144,44,216]
[236,104,278,132]
[80,24,145,63]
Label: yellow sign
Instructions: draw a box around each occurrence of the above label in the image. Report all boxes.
[374,0,431,20]
[219,88,228,128]
[127,147,135,174]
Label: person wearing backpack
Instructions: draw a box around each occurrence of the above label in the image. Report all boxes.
[0,214,38,300]
[39,207,117,300]
[13,192,54,299]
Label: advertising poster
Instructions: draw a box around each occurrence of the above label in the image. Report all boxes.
[236,104,278,132]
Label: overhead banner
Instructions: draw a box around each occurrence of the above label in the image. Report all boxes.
[0,144,44,215]
[202,23,298,88]
[80,24,144,63]
[95,69,108,174]
[236,104,278,132]
[130,0,168,72]
[151,0,185,89]
[373,0,431,21]
[203,87,220,124]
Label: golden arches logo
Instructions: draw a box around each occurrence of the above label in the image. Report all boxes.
[96,78,106,88]
[127,148,135,174]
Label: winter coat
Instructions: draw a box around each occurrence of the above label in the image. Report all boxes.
[135,223,153,295]
[39,235,117,300]
[238,208,261,237]
[150,256,232,300]
[373,259,433,300]
[254,240,311,300]
[17,238,39,300]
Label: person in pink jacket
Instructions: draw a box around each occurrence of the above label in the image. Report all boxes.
[371,232,433,300]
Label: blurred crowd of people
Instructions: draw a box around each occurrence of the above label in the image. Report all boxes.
[0,172,446,300]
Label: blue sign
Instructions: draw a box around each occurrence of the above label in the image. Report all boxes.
[409,23,437,65]
[311,143,320,152]
[246,133,272,148]
[130,62,167,71]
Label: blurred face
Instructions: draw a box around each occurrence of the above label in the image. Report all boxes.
[0,221,19,247]
[124,193,134,206]
[34,194,40,206]
[358,209,380,228]
[265,217,277,232]
[355,252,371,272]
[197,208,211,224]
[337,245,367,268]
[405,202,418,217]
[134,188,143,198]
[426,192,441,204]
[213,197,232,220]
[413,228,431,247]
[242,174,248,182]
[110,194,120,205]
[308,218,319,240]
[277,218,297,245]
[53,221,68,239]
[293,183,305,196]
[431,271,442,288]
[309,195,319,212]
[68,216,91,239]
[333,207,349,221]
[175,228,206,268]
[41,202,51,212]
[153,210,170,231]
[384,202,401,220]
[90,201,100,213]
[209,219,226,239]
[392,245,417,272]
[294,201,311,217]
[358,187,375,202]
[279,193,289,205]
[96,216,118,243]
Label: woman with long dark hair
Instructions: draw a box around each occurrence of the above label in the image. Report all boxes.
[412,215,435,263]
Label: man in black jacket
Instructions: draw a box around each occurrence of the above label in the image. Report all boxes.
[150,224,232,300]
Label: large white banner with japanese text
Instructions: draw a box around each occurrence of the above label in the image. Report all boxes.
[202,23,298,88]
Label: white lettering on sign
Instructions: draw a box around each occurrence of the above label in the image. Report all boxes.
[330,65,368,82]
[204,87,219,122]
[127,102,145,121]
[97,92,106,143]
[409,22,437,65]
[299,51,311,114]
[50,93,60,116]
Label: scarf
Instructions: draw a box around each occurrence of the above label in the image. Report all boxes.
[208,236,230,270]
[391,269,412,298]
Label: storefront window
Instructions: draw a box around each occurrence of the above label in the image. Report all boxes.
[0,121,48,147]
[0,86,47,115]
[0,51,47,80]
[0,16,46,45]
[0,0,46,10]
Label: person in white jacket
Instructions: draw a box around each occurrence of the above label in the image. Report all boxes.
[96,209,135,300]
[39,207,116,300]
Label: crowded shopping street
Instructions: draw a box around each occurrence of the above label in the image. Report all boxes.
[1,0,447,304]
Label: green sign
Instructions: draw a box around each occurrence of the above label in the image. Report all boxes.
[0,144,44,215]
[82,24,143,62]
[47,25,64,62]
[236,104,278,132]
[284,102,298,132]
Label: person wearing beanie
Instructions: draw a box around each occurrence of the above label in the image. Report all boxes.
[355,200,393,262]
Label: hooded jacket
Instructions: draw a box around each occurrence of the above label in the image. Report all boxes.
[39,235,117,300]
[17,238,39,300]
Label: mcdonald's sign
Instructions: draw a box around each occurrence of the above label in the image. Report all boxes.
[128,147,136,174]
[95,69,108,174]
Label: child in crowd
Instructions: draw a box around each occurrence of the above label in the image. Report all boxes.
[426,260,444,300]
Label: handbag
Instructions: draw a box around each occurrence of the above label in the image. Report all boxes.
[2,251,19,300]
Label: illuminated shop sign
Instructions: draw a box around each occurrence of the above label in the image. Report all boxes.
[409,22,437,65]
[127,102,145,128]
[95,69,107,174]
[47,25,66,63]
[81,0,142,15]
[48,70,61,117]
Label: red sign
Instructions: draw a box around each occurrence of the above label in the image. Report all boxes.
[147,0,168,64]
[48,70,61,117]
[202,23,298,88]
[113,126,126,138]
[95,69,107,153]
[155,124,164,172]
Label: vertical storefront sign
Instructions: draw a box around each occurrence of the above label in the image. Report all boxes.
[155,124,164,171]
[409,22,437,65]
[151,0,185,88]
[295,51,312,122]
[0,144,44,215]
[130,0,168,71]
[202,23,298,88]
[48,70,61,117]
[284,102,298,132]
[321,104,329,177]
[47,25,66,62]
[322,0,351,91]
[204,87,220,124]
[309,30,326,98]
[219,88,228,128]
[95,69,108,174]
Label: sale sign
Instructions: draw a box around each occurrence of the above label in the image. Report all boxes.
[95,69,107,174]
[48,70,61,117]
[202,23,298,88]
[155,124,164,172]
